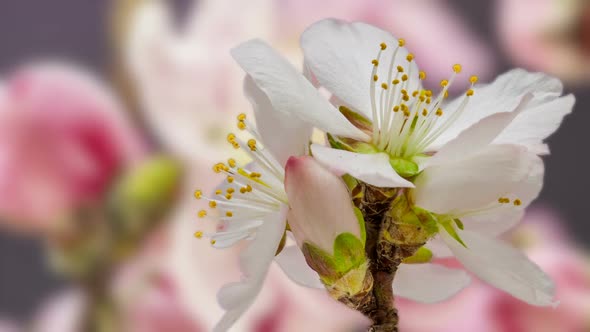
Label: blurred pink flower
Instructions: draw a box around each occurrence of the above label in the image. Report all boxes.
[30,289,86,332]
[398,207,590,332]
[497,0,590,84]
[0,63,146,232]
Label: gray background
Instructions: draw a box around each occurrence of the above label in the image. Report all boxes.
[0,0,588,323]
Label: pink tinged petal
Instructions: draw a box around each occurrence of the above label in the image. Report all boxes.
[275,245,324,288]
[244,76,312,166]
[427,93,533,166]
[284,156,361,253]
[231,39,368,141]
[413,144,541,215]
[214,208,287,332]
[430,69,570,150]
[310,144,414,188]
[301,19,421,119]
[424,237,453,258]
[393,263,471,303]
[440,229,557,307]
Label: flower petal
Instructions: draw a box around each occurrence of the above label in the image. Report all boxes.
[311,144,414,188]
[430,69,571,151]
[244,76,312,166]
[275,245,324,289]
[285,156,362,253]
[214,208,287,332]
[427,93,533,166]
[301,19,420,119]
[393,263,471,303]
[231,39,368,140]
[413,144,541,214]
[440,228,556,307]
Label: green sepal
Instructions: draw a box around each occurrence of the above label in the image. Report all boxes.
[411,206,439,236]
[342,174,359,192]
[454,218,465,230]
[301,232,366,286]
[353,207,367,245]
[350,141,380,154]
[327,133,354,151]
[402,247,433,264]
[389,157,420,178]
[441,222,467,248]
[339,105,372,132]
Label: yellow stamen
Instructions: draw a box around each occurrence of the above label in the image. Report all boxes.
[469,75,478,84]
[209,201,217,208]
[373,74,379,82]
[237,113,246,121]
[419,71,426,80]
[194,231,203,239]
[371,59,379,66]
[406,53,414,62]
[453,64,462,73]
[247,139,257,151]
[381,83,388,90]
[198,210,207,218]
[466,89,474,96]
[380,42,387,50]
[194,190,202,199]
[226,211,233,217]
[513,199,522,206]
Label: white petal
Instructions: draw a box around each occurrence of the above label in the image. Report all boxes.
[494,94,575,154]
[440,229,556,307]
[231,39,368,140]
[301,19,420,119]
[285,156,362,253]
[275,245,324,289]
[413,144,540,214]
[244,75,312,166]
[430,69,570,150]
[424,237,453,258]
[427,93,533,166]
[214,208,287,332]
[311,144,414,188]
[393,263,470,303]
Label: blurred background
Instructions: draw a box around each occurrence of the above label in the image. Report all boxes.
[0,0,588,331]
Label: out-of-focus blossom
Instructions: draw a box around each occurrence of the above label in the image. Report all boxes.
[397,208,590,332]
[0,63,145,233]
[497,0,590,84]
[122,0,493,165]
[30,289,86,332]
[0,319,19,332]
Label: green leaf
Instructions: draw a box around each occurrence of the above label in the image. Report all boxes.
[402,247,433,264]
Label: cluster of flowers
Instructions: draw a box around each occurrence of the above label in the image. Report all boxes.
[193,19,575,331]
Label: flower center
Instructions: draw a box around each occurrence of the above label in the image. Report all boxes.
[368,41,478,160]
[193,114,287,247]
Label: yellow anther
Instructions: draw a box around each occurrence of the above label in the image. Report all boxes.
[380,42,387,50]
[213,163,228,173]
[232,142,240,149]
[403,109,411,117]
[194,190,202,199]
[412,90,419,97]
[228,158,237,168]
[406,54,414,62]
[426,98,431,104]
[240,187,247,194]
[237,121,246,130]
[422,109,428,116]
[419,95,426,102]
[440,79,449,87]
[215,189,222,195]
[227,176,234,183]
[393,105,400,112]
[371,59,379,66]
[225,193,233,200]
[398,39,405,47]
[250,172,261,178]
[373,74,379,82]
[392,79,400,85]
[425,90,433,97]
[397,65,404,73]
[226,211,233,217]
[436,108,443,116]
[209,201,217,208]
[194,231,203,239]
[466,89,474,96]
[513,199,522,206]
[247,138,257,151]
[402,74,408,81]
[444,91,449,98]
[469,75,478,84]
[401,89,408,95]
[246,184,253,192]
[419,71,426,80]
[402,95,409,102]
[381,83,388,90]
[237,113,246,121]
[198,210,207,218]
[210,239,216,245]
[401,104,409,111]
[226,187,235,194]
[453,64,462,73]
